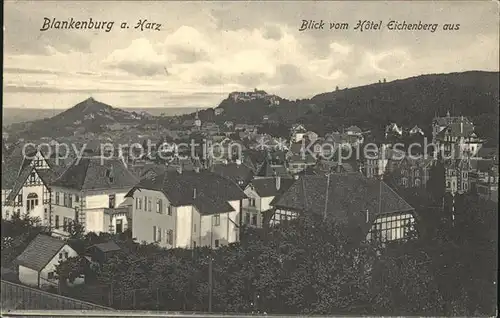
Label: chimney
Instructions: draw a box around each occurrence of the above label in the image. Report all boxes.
[460,122,463,134]
[275,176,281,190]
[193,188,197,199]
[365,209,369,223]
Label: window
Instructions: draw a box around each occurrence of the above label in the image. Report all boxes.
[63,217,71,231]
[43,188,50,203]
[136,197,143,210]
[64,252,68,258]
[28,172,37,184]
[55,216,60,229]
[446,181,451,188]
[245,213,250,224]
[75,195,79,203]
[148,198,152,212]
[251,214,257,226]
[167,230,173,245]
[153,226,157,241]
[48,272,55,280]
[109,194,116,209]
[167,205,172,216]
[213,214,221,226]
[59,253,63,260]
[55,192,60,205]
[26,193,39,211]
[106,168,114,183]
[157,227,162,242]
[68,194,73,208]
[214,239,220,248]
[193,223,197,233]
[156,199,163,214]
[17,192,23,206]
[249,198,256,207]
[116,219,123,233]
[367,213,415,242]
[193,241,197,248]
[63,193,67,207]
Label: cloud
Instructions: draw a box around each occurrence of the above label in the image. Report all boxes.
[272,64,305,85]
[3,1,498,108]
[3,5,92,55]
[103,38,168,76]
[262,24,284,40]
[3,67,65,75]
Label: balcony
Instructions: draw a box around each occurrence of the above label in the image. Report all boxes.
[242,206,260,213]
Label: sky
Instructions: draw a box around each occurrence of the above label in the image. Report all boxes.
[3,1,499,109]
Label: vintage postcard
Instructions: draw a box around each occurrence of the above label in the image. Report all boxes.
[2,0,499,316]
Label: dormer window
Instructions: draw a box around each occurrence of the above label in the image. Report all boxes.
[106,168,114,183]
[109,194,116,209]
[28,172,37,184]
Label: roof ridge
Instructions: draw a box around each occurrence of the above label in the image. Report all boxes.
[16,234,66,271]
[380,180,413,212]
[79,158,93,191]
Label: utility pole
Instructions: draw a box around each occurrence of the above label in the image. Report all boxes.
[208,254,213,312]
[208,215,214,313]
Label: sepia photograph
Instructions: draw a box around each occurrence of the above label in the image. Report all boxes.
[2,0,499,316]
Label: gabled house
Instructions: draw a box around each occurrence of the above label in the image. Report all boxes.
[432,112,483,158]
[14,234,82,289]
[269,173,416,243]
[444,157,472,195]
[409,125,425,136]
[396,156,434,189]
[127,170,247,249]
[50,156,139,237]
[243,176,294,228]
[470,159,498,201]
[290,124,307,143]
[385,123,403,138]
[3,149,65,224]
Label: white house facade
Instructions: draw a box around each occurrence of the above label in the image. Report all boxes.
[50,156,138,237]
[15,234,83,289]
[128,170,247,249]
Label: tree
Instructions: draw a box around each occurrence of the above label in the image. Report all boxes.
[56,256,85,288]
[67,222,85,240]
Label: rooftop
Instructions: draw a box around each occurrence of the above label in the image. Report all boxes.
[14,234,67,271]
[272,173,414,223]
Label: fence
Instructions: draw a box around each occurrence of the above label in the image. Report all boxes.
[1,280,114,311]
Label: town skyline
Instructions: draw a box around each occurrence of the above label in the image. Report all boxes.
[3,1,499,109]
